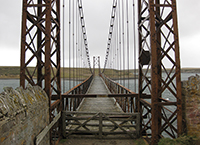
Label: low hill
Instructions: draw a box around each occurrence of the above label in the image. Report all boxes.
[0,66,199,79]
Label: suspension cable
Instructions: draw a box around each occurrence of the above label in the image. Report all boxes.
[116,6,120,82]
[75,1,79,85]
[121,0,125,86]
[118,0,122,84]
[103,0,117,73]
[126,0,130,88]
[69,0,71,89]
[133,0,137,92]
[77,0,92,73]
[72,0,75,87]
[62,0,65,93]
[102,0,137,91]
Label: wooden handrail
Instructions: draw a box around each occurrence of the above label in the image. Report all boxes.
[63,74,93,95]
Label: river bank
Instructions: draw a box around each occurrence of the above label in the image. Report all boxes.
[0,66,200,79]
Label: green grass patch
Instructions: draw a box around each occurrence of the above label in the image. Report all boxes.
[158,135,198,145]
[135,138,147,145]
[1,66,199,79]
[59,139,68,143]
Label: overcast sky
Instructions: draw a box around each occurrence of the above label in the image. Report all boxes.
[0,0,200,68]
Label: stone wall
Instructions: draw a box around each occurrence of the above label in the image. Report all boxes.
[182,75,200,138]
[0,85,50,145]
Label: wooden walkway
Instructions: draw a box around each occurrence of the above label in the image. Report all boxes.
[86,76,111,95]
[60,76,141,144]
[78,76,123,113]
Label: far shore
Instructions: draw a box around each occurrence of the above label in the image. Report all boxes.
[0,66,200,79]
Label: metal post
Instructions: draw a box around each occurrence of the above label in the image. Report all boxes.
[37,0,43,87]
[149,0,161,142]
[172,0,182,136]
[137,0,142,136]
[45,0,52,112]
[138,0,182,144]
[99,113,103,138]
[93,56,95,75]
[20,0,27,88]
[98,56,101,75]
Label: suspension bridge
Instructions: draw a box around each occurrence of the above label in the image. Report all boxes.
[18,0,182,145]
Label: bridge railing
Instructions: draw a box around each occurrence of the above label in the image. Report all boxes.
[61,74,93,111]
[62,111,140,138]
[36,74,93,145]
[100,74,137,113]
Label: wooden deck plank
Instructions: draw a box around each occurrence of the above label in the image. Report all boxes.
[77,97,123,113]
[79,76,122,113]
[61,75,141,143]
[86,76,111,94]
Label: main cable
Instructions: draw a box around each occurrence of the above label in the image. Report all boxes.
[126,0,130,88]
[72,0,75,87]
[77,0,92,73]
[69,0,71,89]
[103,0,117,73]
[118,0,122,85]
[133,0,137,93]
[62,0,65,93]
[121,0,125,86]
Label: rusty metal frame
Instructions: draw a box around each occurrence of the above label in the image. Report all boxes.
[138,0,182,144]
[20,0,61,144]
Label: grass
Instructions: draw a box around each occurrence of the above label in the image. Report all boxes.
[0,66,92,79]
[135,138,147,145]
[158,135,199,145]
[59,139,68,143]
[0,66,20,78]
[1,66,200,79]
[103,68,138,79]
[0,66,138,79]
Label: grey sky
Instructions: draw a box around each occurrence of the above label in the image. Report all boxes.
[0,0,199,68]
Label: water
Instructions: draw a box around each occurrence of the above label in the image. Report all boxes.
[0,79,20,93]
[0,73,198,138]
[0,79,83,94]
[0,73,199,93]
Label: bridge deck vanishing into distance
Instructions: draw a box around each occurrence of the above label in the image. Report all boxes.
[59,75,143,145]
[19,0,182,145]
[86,76,111,95]
[63,75,139,138]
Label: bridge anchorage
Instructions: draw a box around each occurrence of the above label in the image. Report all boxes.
[20,0,182,145]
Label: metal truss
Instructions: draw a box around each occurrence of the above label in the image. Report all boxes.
[20,0,61,144]
[138,0,182,144]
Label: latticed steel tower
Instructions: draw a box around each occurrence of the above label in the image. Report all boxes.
[20,0,62,143]
[138,0,182,144]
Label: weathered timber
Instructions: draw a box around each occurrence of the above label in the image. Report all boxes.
[86,76,111,94]
[62,111,140,138]
[36,112,61,145]
[62,76,140,139]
